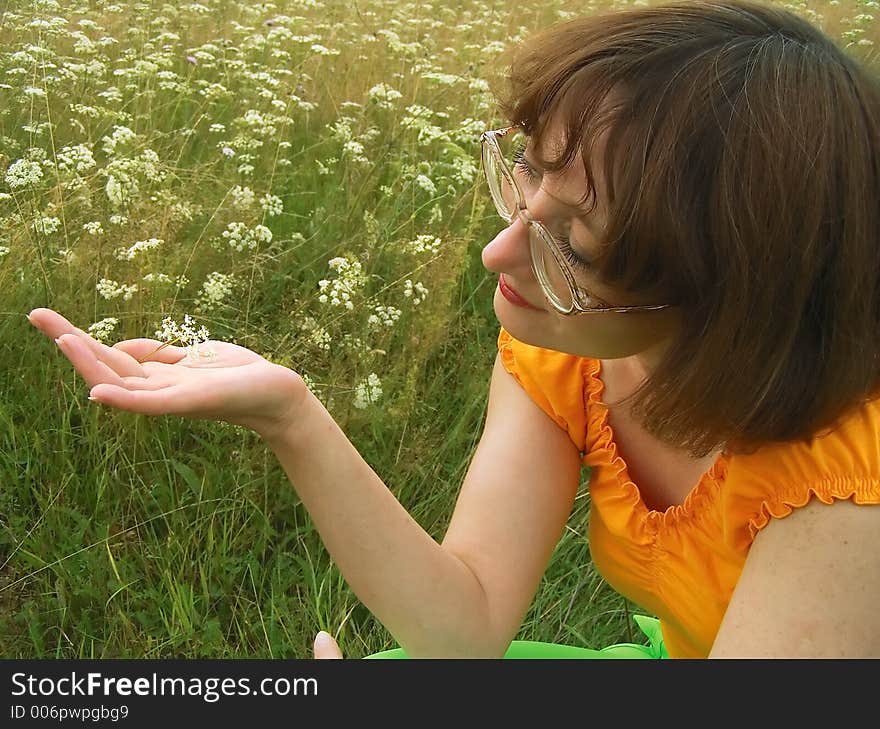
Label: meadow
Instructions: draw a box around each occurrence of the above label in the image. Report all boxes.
[2,0,877,658]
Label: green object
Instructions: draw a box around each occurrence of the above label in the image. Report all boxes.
[364,614,668,659]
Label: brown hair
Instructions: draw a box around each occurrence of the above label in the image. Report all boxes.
[494,0,880,458]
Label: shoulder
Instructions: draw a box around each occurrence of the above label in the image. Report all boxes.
[711,496,880,656]
[496,327,598,452]
[720,396,880,547]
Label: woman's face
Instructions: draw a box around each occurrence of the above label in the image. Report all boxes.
[481,121,681,368]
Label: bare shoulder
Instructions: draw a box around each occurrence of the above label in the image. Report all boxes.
[712,497,880,657]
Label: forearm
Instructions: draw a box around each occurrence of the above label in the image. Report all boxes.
[261,388,497,657]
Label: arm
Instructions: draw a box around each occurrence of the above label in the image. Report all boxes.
[30,308,580,657]
[263,353,582,657]
[710,498,880,657]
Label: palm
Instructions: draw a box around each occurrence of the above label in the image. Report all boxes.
[28,307,305,439]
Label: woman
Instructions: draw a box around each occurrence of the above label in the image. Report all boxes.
[29,0,880,657]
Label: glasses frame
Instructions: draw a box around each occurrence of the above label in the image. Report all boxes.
[480,125,673,315]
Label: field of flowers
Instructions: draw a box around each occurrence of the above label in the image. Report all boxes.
[2,0,877,657]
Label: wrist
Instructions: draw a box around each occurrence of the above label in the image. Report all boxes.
[257,373,326,451]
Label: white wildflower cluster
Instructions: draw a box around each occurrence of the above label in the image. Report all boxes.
[56,144,96,175]
[403,279,429,305]
[96,277,138,301]
[367,82,402,110]
[5,159,43,189]
[300,316,331,351]
[101,125,138,156]
[230,185,255,209]
[240,109,279,137]
[421,72,461,86]
[406,234,442,255]
[114,237,163,261]
[414,174,437,195]
[154,314,215,360]
[328,116,357,144]
[0,246,9,257]
[82,221,104,235]
[103,151,167,209]
[367,304,402,328]
[143,272,189,288]
[342,139,370,166]
[317,256,367,310]
[87,317,119,343]
[140,149,164,182]
[209,123,226,133]
[109,214,127,226]
[310,44,339,56]
[31,216,62,235]
[260,193,283,216]
[290,94,316,112]
[447,155,478,186]
[353,372,383,410]
[195,271,236,311]
[105,170,135,208]
[401,105,445,144]
[217,222,273,252]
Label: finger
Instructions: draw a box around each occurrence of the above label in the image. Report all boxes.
[313,631,343,659]
[112,338,188,364]
[29,308,145,378]
[88,382,188,415]
[56,334,127,390]
[27,308,77,339]
[69,329,145,378]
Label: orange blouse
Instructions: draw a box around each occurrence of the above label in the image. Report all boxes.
[498,327,880,658]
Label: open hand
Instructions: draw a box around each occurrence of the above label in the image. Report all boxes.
[28,307,307,442]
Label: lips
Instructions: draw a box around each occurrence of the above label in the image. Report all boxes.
[498,274,543,311]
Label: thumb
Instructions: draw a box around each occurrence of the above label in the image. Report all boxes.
[313,630,343,659]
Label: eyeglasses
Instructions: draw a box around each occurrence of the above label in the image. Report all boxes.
[480,125,673,315]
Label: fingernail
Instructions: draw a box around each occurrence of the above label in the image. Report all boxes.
[54,337,63,345]
[315,631,333,648]
[25,313,32,322]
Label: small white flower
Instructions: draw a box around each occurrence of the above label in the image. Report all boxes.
[5,159,43,189]
[260,193,283,216]
[154,314,215,360]
[114,237,163,261]
[353,372,383,409]
[87,317,119,343]
[83,221,104,235]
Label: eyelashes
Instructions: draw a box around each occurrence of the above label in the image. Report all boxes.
[511,147,593,275]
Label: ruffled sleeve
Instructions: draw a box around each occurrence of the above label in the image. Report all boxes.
[497,327,591,453]
[720,398,880,551]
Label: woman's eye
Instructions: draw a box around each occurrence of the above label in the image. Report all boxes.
[512,147,540,183]
[556,234,593,275]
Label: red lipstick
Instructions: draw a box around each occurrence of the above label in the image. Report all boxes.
[498,274,543,311]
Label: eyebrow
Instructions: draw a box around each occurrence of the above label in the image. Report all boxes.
[522,150,607,233]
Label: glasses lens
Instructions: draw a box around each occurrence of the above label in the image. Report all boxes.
[483,133,522,221]
[529,226,575,312]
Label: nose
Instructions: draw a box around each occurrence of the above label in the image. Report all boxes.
[481,213,532,274]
